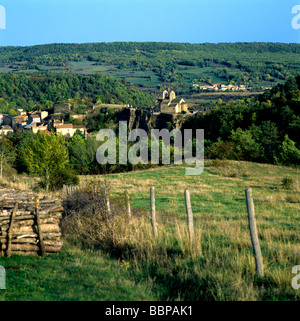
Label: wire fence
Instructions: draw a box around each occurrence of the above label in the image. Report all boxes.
[63,183,300,265]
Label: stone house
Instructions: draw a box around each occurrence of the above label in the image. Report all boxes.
[12,115,28,129]
[28,114,41,124]
[33,111,49,120]
[55,124,86,138]
[152,90,189,114]
[17,109,27,116]
[0,126,14,135]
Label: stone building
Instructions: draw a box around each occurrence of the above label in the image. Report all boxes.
[152,90,189,114]
[55,124,86,138]
[11,115,28,129]
[0,126,13,135]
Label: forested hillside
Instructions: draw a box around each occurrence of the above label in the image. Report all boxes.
[0,73,155,114]
[0,42,299,94]
[183,76,300,166]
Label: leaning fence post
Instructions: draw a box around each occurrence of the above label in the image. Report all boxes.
[150,186,158,238]
[93,185,97,197]
[104,188,111,218]
[185,189,195,243]
[126,190,132,222]
[245,188,264,278]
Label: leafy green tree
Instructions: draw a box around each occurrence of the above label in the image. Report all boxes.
[275,135,300,166]
[230,128,261,161]
[0,135,17,178]
[19,132,74,190]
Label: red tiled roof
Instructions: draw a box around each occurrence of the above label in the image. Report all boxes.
[12,115,28,119]
[56,124,73,129]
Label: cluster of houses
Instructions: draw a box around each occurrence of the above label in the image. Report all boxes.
[0,104,86,137]
[192,83,248,91]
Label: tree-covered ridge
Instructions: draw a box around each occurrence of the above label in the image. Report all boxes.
[0,73,155,113]
[183,76,300,166]
[0,42,299,92]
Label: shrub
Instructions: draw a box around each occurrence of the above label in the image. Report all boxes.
[281,177,293,190]
[50,167,79,191]
[206,140,238,160]
[61,183,131,249]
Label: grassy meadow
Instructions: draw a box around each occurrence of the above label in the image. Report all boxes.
[0,160,299,301]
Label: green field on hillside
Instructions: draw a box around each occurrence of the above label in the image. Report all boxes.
[1,161,298,301]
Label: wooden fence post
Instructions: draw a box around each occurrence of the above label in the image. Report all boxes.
[93,185,97,197]
[7,203,19,258]
[184,189,195,243]
[35,196,46,257]
[104,188,111,218]
[150,186,158,238]
[245,188,264,278]
[126,190,132,222]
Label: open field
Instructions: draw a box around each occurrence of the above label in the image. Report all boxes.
[77,161,300,300]
[0,161,299,301]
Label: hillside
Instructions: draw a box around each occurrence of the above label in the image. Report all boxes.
[0,42,299,96]
[0,73,155,114]
[0,160,299,301]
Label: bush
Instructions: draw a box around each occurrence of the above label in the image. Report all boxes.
[61,183,131,249]
[275,135,300,167]
[206,140,238,160]
[50,167,79,191]
[281,177,293,190]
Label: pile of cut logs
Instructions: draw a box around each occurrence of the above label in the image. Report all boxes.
[0,188,64,257]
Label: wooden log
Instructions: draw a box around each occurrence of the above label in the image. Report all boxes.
[7,203,19,258]
[43,241,63,247]
[0,232,61,240]
[10,251,39,256]
[2,243,62,252]
[11,238,38,244]
[0,213,62,221]
[11,224,60,234]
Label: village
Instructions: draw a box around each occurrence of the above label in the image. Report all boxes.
[192,83,273,92]
[0,102,86,137]
[192,83,248,91]
[0,89,196,137]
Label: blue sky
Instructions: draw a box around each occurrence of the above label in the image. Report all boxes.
[0,0,299,46]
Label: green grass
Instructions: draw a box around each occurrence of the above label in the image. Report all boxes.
[1,161,299,301]
[78,160,299,301]
[0,242,156,301]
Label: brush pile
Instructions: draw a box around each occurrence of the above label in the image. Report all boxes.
[0,188,63,257]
